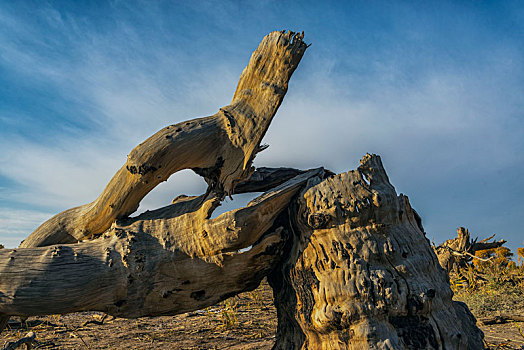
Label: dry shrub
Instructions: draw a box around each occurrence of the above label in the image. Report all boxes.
[473,246,513,272]
[517,247,524,266]
[453,244,524,317]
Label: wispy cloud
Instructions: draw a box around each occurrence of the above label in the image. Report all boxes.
[0,2,239,211]
[0,208,54,248]
[0,1,522,251]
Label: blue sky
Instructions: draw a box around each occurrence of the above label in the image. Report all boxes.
[0,1,522,253]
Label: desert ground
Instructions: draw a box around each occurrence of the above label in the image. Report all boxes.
[1,277,523,350]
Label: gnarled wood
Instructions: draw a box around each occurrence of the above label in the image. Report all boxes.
[269,154,484,349]
[2,29,308,335]
[0,155,485,349]
[20,30,308,249]
[0,169,322,318]
[1,30,485,349]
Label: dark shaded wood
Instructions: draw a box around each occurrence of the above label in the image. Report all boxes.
[234,167,307,194]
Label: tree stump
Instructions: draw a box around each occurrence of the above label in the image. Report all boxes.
[269,154,484,349]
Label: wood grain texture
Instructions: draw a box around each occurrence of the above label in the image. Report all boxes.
[0,169,322,318]
[269,154,484,349]
[0,30,485,349]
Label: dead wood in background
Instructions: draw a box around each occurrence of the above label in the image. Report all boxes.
[478,314,524,325]
[434,227,506,272]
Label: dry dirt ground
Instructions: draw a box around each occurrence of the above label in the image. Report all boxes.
[1,279,523,349]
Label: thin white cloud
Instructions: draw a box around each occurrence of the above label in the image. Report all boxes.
[0,208,54,248]
[0,2,522,253]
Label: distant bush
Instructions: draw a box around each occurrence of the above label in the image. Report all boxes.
[518,247,524,266]
[450,243,524,294]
[0,244,4,249]
[473,246,513,271]
[452,244,524,318]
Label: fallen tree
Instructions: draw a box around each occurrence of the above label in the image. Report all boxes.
[0,31,484,349]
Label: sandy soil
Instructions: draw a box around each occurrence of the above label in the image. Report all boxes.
[1,279,523,349]
[0,281,277,350]
[481,322,524,350]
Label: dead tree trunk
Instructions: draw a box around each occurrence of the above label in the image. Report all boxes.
[1,28,309,334]
[269,154,484,349]
[0,31,484,349]
[0,169,321,317]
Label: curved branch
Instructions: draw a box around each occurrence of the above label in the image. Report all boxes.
[20,30,308,249]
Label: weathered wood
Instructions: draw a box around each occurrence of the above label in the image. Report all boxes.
[0,169,321,318]
[20,30,308,249]
[0,30,485,349]
[2,31,308,332]
[0,166,313,331]
[0,155,485,349]
[434,227,506,272]
[269,154,484,349]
